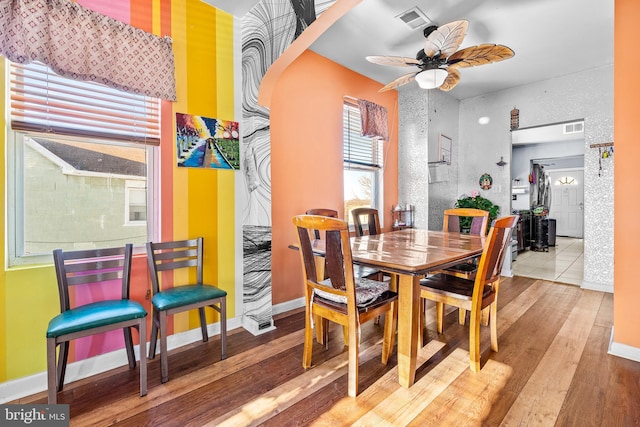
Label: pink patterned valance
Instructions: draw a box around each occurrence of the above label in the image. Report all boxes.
[0,0,176,101]
[357,99,388,141]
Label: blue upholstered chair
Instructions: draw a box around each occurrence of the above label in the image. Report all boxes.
[46,244,147,404]
[146,237,227,383]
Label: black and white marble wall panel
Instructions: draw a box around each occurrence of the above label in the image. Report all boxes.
[240,0,336,332]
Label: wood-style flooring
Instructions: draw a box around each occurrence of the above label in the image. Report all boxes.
[13,276,640,426]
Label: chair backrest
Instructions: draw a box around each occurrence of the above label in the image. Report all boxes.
[351,207,381,237]
[474,215,519,289]
[146,237,203,295]
[53,244,133,313]
[306,208,338,240]
[444,208,490,236]
[293,215,357,309]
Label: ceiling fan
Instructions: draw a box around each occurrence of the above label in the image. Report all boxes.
[366,20,514,92]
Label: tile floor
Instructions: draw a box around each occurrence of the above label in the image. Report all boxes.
[512,236,584,286]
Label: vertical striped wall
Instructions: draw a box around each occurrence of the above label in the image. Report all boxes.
[0,0,236,382]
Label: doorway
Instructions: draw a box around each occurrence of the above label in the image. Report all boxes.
[547,168,584,238]
[511,121,585,284]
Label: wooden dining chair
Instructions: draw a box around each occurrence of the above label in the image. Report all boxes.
[351,207,381,237]
[47,244,147,404]
[419,215,518,372]
[146,237,227,383]
[292,214,397,397]
[435,208,490,325]
[305,208,339,239]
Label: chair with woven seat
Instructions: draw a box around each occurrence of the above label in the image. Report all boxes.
[47,244,147,404]
[419,215,518,372]
[146,237,227,383]
[351,207,381,237]
[293,214,397,397]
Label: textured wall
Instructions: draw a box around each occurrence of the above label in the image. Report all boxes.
[457,65,613,290]
[398,87,460,230]
[397,86,429,229]
[426,90,461,231]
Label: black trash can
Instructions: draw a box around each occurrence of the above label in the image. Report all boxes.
[547,218,556,246]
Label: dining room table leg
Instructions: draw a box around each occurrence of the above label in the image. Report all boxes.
[397,273,421,388]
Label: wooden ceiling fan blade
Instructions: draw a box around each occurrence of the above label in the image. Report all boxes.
[424,20,468,58]
[366,55,420,67]
[447,44,515,68]
[378,72,418,92]
[439,68,461,91]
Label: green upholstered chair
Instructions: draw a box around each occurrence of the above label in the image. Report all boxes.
[47,244,147,404]
[146,237,227,383]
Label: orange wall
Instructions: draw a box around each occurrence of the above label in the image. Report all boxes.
[613,0,640,347]
[270,50,398,304]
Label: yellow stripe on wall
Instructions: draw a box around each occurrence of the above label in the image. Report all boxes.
[171,1,236,331]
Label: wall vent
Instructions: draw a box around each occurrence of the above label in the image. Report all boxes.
[564,121,584,134]
[396,7,431,30]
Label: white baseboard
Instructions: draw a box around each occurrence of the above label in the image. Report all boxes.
[581,280,613,293]
[608,327,640,362]
[0,317,242,404]
[272,297,304,316]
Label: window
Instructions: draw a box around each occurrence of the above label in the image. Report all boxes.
[7,62,159,265]
[555,176,578,185]
[343,101,383,224]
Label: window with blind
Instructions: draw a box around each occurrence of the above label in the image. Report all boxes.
[343,101,383,224]
[7,61,159,265]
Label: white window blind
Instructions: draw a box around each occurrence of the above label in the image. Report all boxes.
[9,62,161,145]
[343,102,383,169]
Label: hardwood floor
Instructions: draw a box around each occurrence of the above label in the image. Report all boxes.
[14,276,640,426]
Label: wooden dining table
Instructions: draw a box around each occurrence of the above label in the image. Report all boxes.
[349,228,485,387]
[296,228,486,388]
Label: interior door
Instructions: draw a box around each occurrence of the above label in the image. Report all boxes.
[548,169,584,237]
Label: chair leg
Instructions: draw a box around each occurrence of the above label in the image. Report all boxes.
[469,307,482,373]
[198,306,209,342]
[159,311,169,383]
[123,327,136,369]
[418,299,425,348]
[436,302,445,334]
[481,306,490,327]
[490,302,498,352]
[459,308,467,325]
[138,320,148,397]
[381,302,397,364]
[47,338,58,404]
[314,314,324,344]
[219,298,227,360]
[347,323,360,397]
[56,341,69,392]
[302,308,314,369]
[322,318,330,349]
[148,310,159,359]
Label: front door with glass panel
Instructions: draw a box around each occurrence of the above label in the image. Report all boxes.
[549,169,584,238]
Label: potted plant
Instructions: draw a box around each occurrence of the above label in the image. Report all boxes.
[454,191,500,233]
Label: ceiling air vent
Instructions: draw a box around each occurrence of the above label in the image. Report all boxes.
[563,121,584,134]
[396,7,431,30]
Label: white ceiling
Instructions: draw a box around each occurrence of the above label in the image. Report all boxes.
[206,0,614,100]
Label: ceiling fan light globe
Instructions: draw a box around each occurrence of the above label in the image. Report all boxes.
[415,68,448,89]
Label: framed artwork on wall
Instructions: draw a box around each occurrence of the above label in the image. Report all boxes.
[439,134,452,164]
[176,112,240,170]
